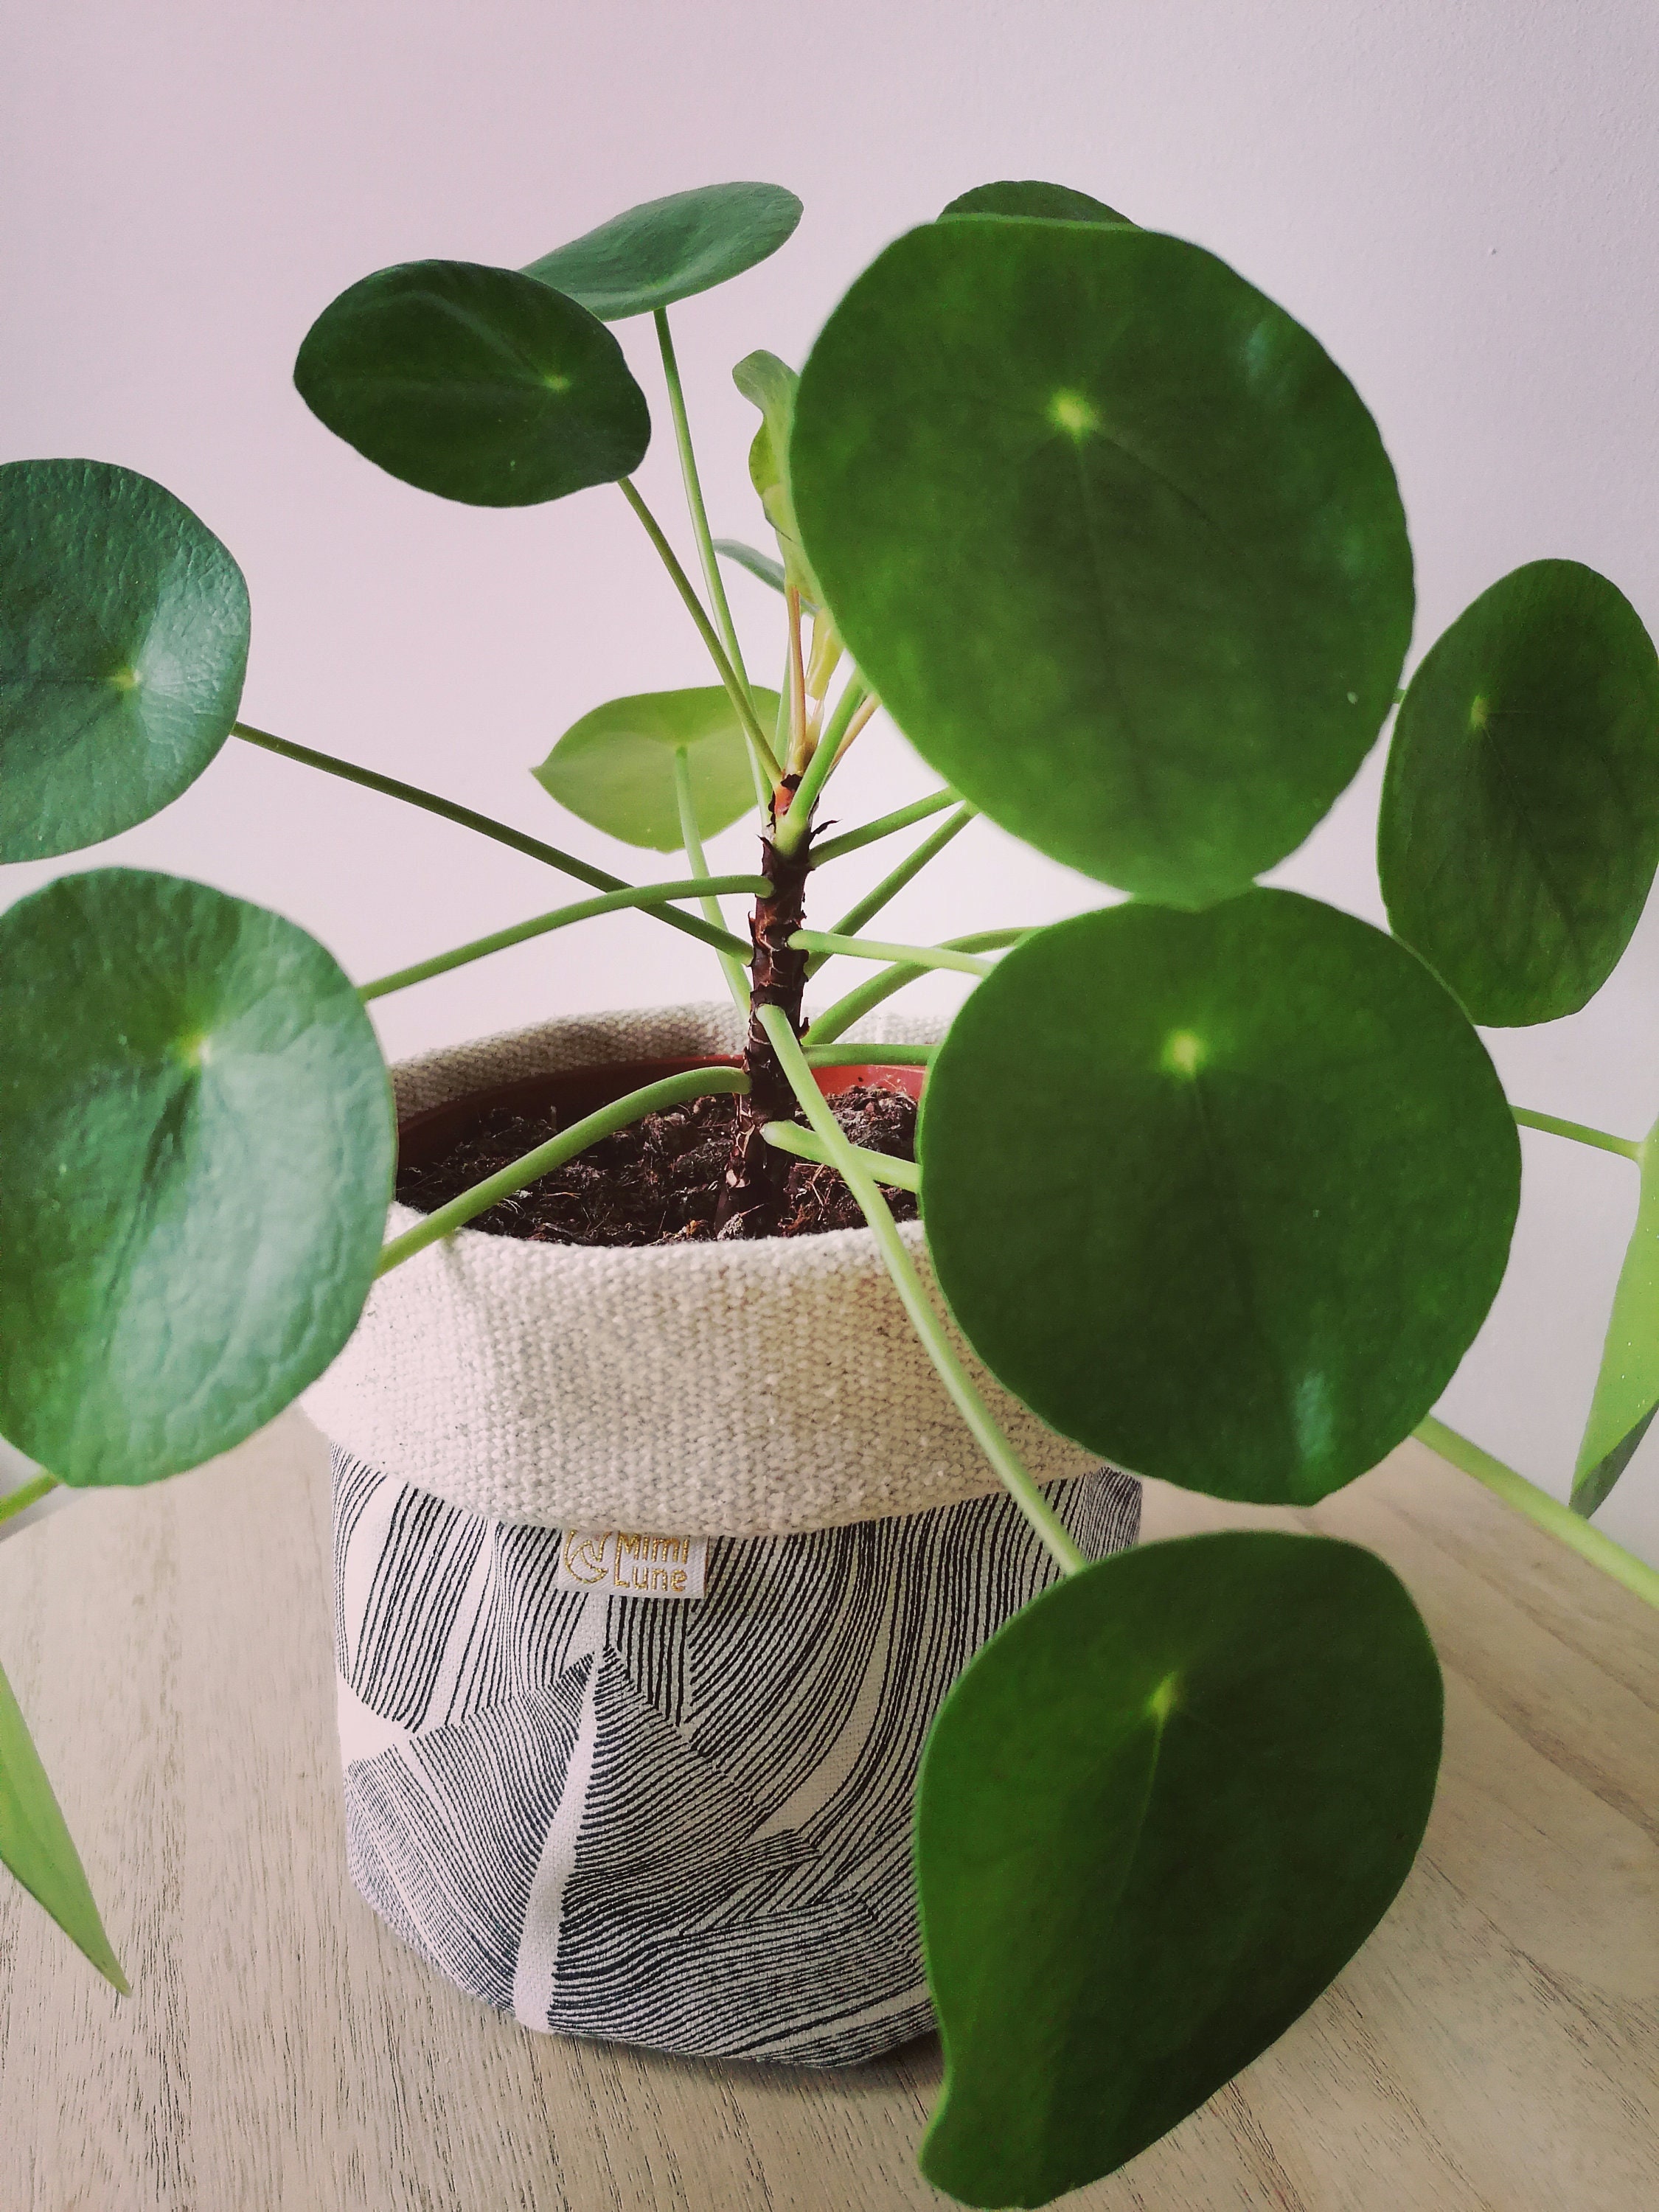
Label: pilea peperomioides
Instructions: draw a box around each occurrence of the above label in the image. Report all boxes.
[4,177,1658,2205]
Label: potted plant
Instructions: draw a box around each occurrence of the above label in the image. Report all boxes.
[4,176,1658,2208]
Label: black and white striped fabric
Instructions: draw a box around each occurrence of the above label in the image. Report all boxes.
[333,1453,1140,2066]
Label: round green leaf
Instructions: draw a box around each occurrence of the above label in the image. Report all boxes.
[0,869,394,1486]
[919,891,1519,1504]
[523,181,802,321]
[792,220,1413,908]
[0,459,249,863]
[293,260,650,506]
[939,178,1133,225]
[1379,560,1659,1026]
[917,1529,1443,2205]
[532,684,780,851]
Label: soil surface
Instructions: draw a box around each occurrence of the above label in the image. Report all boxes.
[396,1085,919,1246]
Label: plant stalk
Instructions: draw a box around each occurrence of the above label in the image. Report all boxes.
[803,929,1031,1047]
[1511,1107,1643,1162]
[0,1472,60,1528]
[359,875,761,1001]
[232,724,742,959]
[809,787,961,866]
[759,1119,922,1192]
[758,1005,1088,1577]
[790,931,996,978]
[808,805,977,973]
[617,480,784,788]
[1415,1413,1659,1611]
[673,749,752,1015]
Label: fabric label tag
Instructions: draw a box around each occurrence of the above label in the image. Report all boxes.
[554,1529,708,1601]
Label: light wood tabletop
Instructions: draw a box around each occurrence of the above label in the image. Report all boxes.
[0,1412,1654,2211]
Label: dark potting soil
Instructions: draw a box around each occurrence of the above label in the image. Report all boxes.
[396,1085,919,1247]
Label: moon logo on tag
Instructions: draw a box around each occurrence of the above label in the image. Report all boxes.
[563,1531,613,1584]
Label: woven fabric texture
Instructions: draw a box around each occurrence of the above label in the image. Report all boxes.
[305,1004,1098,1534]
[334,1448,1142,2065]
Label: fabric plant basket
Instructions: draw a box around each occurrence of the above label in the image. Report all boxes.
[305,1004,1141,2066]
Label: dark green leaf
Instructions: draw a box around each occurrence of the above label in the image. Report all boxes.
[1379,560,1659,1025]
[917,1529,1442,2206]
[0,869,394,1486]
[523,182,802,321]
[714,538,787,597]
[0,459,248,863]
[793,220,1413,908]
[1573,1124,1659,1514]
[294,261,650,506]
[0,1652,128,1992]
[919,891,1519,1504]
[532,685,780,851]
[939,178,1133,225]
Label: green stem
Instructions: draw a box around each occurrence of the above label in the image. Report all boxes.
[232,723,740,959]
[654,310,750,695]
[803,930,1030,1047]
[809,788,961,867]
[0,1472,60,1528]
[674,748,751,1015]
[808,805,977,974]
[803,1043,935,1068]
[758,1006,1085,1576]
[771,675,870,858]
[359,875,760,1001]
[1512,1107,1643,1162]
[617,480,784,788]
[1415,1414,1659,1611]
[759,1119,922,1193]
[377,1068,750,1276]
[790,931,995,979]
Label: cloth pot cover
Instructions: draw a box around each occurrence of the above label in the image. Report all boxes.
[315,1007,1140,2064]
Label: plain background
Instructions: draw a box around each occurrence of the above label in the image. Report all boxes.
[5,0,1659,1562]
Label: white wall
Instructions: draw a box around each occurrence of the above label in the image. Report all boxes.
[7,0,1659,1559]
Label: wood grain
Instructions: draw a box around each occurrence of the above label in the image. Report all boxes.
[0,1416,1653,2211]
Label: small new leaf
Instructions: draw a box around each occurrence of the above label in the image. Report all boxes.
[534,686,782,852]
[733,350,819,602]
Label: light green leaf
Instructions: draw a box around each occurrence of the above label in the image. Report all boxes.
[0,869,394,1486]
[917,1529,1441,2206]
[523,182,802,321]
[919,891,1519,1504]
[733,349,818,600]
[533,685,781,851]
[1573,1120,1659,1515]
[792,220,1413,908]
[294,260,650,506]
[939,178,1134,225]
[0,459,248,863]
[0,1653,128,1992]
[1380,560,1659,1026]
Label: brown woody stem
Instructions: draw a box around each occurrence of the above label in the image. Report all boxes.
[715,801,813,1237]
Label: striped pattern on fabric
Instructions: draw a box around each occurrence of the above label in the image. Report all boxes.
[334,1450,1140,2066]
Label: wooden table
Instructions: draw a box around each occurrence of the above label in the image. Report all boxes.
[1,1413,1654,2211]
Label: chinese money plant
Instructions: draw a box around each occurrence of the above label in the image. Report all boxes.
[4,177,1659,2208]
